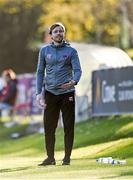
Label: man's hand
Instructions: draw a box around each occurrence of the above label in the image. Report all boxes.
[36,94,46,109]
[61,80,76,89]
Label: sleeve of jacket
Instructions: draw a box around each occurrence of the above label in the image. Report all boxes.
[71,49,82,84]
[36,47,46,95]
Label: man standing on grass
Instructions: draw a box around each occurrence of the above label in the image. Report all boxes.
[36,22,82,166]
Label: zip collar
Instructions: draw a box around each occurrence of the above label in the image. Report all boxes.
[51,41,70,48]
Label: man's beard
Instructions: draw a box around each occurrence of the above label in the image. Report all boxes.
[53,35,64,43]
[55,39,63,43]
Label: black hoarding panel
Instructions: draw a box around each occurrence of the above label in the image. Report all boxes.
[92,66,133,116]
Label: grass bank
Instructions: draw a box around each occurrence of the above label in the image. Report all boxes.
[0,115,133,179]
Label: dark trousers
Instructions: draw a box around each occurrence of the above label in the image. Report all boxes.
[43,91,75,160]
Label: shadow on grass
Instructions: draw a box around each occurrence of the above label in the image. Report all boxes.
[120,170,133,177]
[0,166,33,173]
[101,171,133,179]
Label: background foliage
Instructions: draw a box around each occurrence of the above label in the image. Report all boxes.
[0,0,133,73]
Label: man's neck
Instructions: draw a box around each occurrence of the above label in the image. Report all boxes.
[52,40,64,46]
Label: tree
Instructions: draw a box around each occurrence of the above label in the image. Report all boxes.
[0,0,43,73]
[39,0,121,45]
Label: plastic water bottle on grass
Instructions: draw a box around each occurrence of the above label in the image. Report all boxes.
[96,157,126,165]
[111,159,118,164]
[118,160,126,164]
[102,157,113,164]
[96,157,113,163]
[111,159,127,164]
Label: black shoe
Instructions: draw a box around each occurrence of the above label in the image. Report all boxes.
[62,158,70,165]
[38,158,56,166]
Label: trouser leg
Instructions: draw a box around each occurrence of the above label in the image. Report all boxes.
[61,92,75,159]
[43,91,60,159]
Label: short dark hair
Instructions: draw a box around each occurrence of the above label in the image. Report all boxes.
[49,22,65,34]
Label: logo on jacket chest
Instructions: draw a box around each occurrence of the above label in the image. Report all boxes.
[63,54,69,60]
[46,54,52,59]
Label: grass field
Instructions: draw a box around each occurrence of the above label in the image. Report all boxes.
[0,115,133,179]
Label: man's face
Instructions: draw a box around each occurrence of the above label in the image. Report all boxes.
[51,26,65,43]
